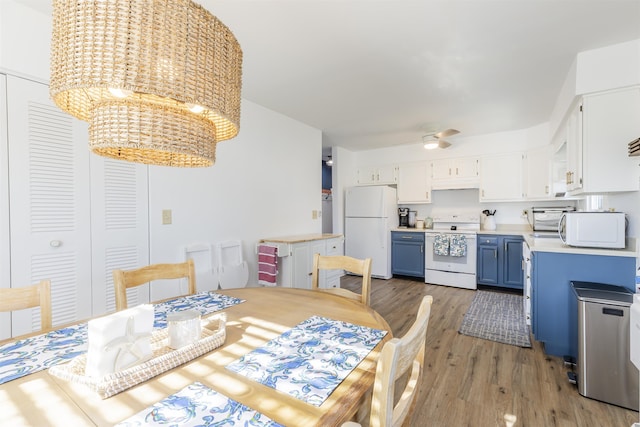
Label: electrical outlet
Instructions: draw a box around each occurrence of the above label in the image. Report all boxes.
[162,209,172,225]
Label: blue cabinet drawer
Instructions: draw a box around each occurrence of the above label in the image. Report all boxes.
[478,236,498,245]
[392,231,425,242]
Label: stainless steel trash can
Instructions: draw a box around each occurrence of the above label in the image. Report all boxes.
[571,281,639,411]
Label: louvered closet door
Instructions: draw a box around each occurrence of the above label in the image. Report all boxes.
[91,157,149,315]
[0,76,11,339]
[6,75,91,337]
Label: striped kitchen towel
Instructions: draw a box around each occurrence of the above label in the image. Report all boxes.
[258,244,278,286]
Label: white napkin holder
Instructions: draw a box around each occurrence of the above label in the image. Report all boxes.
[85,305,154,377]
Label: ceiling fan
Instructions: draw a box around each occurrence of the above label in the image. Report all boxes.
[422,129,460,150]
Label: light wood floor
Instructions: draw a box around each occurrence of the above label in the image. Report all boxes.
[341,275,638,427]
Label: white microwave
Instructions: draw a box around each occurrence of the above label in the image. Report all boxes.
[559,211,626,249]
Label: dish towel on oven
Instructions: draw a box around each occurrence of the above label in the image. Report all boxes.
[434,234,450,256]
[258,244,278,286]
[449,234,467,257]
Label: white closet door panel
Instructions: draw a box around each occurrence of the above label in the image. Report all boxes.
[0,75,10,340]
[91,157,149,315]
[7,75,91,336]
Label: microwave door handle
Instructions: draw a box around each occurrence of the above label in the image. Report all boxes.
[558,213,567,244]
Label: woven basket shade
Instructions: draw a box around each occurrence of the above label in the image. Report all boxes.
[50,0,242,167]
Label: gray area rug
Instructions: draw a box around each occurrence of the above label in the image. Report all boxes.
[458,290,532,347]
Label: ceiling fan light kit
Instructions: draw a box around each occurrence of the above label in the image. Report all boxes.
[422,129,459,150]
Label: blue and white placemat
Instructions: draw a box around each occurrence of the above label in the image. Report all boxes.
[153,292,244,329]
[226,315,387,407]
[115,381,283,427]
[0,292,244,384]
[0,323,88,384]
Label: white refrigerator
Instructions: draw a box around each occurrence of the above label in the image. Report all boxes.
[345,185,398,279]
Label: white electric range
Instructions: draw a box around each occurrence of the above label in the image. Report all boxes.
[425,213,480,290]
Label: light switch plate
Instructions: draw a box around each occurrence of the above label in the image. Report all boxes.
[162,209,172,225]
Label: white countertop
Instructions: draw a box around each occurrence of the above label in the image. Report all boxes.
[394,225,638,257]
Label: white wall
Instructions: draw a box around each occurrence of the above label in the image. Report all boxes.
[549,38,640,140]
[338,123,568,229]
[1,1,324,289]
[148,100,322,285]
[0,1,51,81]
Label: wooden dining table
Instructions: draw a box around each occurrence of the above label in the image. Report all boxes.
[0,287,391,427]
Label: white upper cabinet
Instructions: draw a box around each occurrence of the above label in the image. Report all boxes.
[524,146,552,199]
[397,162,431,204]
[576,86,640,194]
[356,164,398,185]
[430,157,479,189]
[480,152,525,202]
[565,101,583,192]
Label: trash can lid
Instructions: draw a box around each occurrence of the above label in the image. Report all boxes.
[571,281,633,305]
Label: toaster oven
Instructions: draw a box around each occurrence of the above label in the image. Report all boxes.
[528,206,575,231]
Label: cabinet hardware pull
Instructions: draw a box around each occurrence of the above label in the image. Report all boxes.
[402,236,412,239]
[50,240,62,248]
[420,245,423,253]
[494,249,497,258]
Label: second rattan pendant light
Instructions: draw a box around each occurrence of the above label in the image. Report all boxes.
[50,0,243,167]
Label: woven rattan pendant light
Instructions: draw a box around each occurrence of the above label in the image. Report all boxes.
[50,0,242,167]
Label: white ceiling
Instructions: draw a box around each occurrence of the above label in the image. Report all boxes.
[25,0,640,153]
[198,0,640,152]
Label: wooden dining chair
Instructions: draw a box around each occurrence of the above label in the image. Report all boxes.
[113,259,196,311]
[0,279,52,332]
[311,254,372,306]
[343,295,433,427]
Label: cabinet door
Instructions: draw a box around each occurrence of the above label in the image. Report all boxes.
[309,239,326,289]
[391,233,425,277]
[376,164,398,184]
[356,167,377,185]
[525,146,551,199]
[480,152,524,201]
[477,244,499,285]
[6,75,92,337]
[397,162,431,203]
[565,102,583,192]
[431,159,452,181]
[502,238,524,289]
[292,243,311,289]
[357,165,397,185]
[581,86,640,193]
[454,157,479,179]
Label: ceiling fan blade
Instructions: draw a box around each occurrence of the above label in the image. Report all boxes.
[435,129,460,139]
[438,140,452,149]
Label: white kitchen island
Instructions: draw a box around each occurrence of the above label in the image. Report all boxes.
[259,234,344,289]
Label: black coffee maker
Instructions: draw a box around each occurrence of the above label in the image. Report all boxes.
[398,208,409,227]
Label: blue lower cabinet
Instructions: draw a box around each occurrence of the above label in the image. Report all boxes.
[391,232,425,278]
[477,238,499,285]
[477,235,523,289]
[531,251,635,358]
